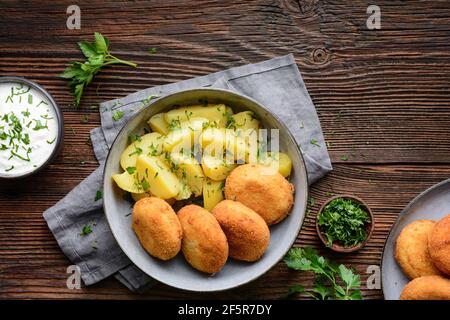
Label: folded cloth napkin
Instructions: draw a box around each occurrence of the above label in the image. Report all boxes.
[43,54,332,292]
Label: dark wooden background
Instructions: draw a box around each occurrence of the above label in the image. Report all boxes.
[0,0,449,299]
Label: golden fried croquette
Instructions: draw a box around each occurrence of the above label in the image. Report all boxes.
[428,214,450,276]
[132,197,182,260]
[212,200,270,262]
[224,164,294,225]
[178,205,228,273]
[400,275,450,300]
[395,220,442,279]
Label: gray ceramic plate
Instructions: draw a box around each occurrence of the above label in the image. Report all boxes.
[103,88,308,292]
[381,178,450,300]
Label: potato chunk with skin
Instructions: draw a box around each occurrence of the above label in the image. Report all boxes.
[148,113,170,135]
[203,179,224,211]
[120,132,164,170]
[212,200,270,262]
[202,155,236,181]
[165,104,228,127]
[136,155,181,199]
[132,197,182,260]
[178,205,228,273]
[112,171,143,194]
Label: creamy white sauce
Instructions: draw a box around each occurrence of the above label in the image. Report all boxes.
[0,82,59,177]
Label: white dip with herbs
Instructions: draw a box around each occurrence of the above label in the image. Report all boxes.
[0,82,59,177]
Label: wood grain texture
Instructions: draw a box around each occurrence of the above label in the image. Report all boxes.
[0,0,450,300]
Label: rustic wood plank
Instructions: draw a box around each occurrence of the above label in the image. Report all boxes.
[2,164,450,299]
[0,0,450,300]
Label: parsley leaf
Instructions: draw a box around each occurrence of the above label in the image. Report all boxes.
[94,190,103,201]
[60,32,137,107]
[126,166,136,175]
[112,110,124,121]
[284,247,362,300]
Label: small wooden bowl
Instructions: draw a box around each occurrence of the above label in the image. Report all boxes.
[316,195,374,253]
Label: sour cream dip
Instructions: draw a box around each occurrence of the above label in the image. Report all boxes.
[0,77,63,178]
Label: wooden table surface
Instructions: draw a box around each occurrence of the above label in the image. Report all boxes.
[0,0,449,300]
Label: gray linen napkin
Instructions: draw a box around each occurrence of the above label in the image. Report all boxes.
[43,54,332,292]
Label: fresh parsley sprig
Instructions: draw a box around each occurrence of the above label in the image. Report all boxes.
[60,32,137,107]
[284,247,362,300]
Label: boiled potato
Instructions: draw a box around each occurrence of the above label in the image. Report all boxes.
[120,132,164,170]
[203,179,224,211]
[178,205,228,273]
[132,197,182,260]
[259,152,293,177]
[224,130,247,163]
[201,128,247,162]
[165,104,228,127]
[136,155,181,199]
[230,111,260,132]
[174,183,192,200]
[148,113,170,135]
[169,153,204,196]
[163,118,207,152]
[112,171,143,194]
[202,155,236,181]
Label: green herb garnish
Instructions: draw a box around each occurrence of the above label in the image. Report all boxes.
[284,247,362,300]
[168,119,181,131]
[5,165,14,172]
[126,166,136,175]
[112,110,124,121]
[148,48,157,54]
[80,225,93,236]
[310,138,320,147]
[80,115,89,124]
[318,197,371,248]
[340,155,348,161]
[60,32,137,107]
[95,190,103,201]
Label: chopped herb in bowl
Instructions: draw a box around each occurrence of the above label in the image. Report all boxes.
[316,196,373,252]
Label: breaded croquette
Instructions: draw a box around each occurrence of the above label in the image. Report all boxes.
[395,220,442,279]
[212,200,270,262]
[428,214,450,276]
[178,205,228,273]
[132,197,182,260]
[224,164,294,225]
[400,275,450,300]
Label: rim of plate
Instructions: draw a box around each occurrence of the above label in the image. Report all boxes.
[380,177,450,298]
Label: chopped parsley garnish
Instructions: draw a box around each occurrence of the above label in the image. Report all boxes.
[126,166,136,174]
[318,197,371,248]
[148,48,157,54]
[80,224,93,236]
[340,155,348,161]
[5,165,14,172]
[310,138,320,147]
[112,110,124,121]
[47,137,56,144]
[129,146,143,157]
[80,115,89,124]
[94,190,103,201]
[168,119,181,131]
